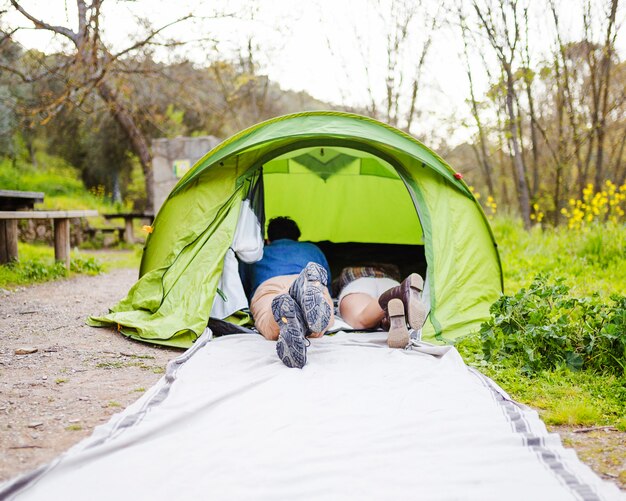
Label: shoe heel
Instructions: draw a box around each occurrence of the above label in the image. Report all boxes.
[407,274,426,331]
[387,298,409,348]
[272,294,295,323]
[408,273,424,292]
[304,262,328,286]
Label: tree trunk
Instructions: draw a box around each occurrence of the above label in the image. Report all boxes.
[525,82,540,197]
[504,69,531,228]
[96,80,154,213]
[594,0,619,190]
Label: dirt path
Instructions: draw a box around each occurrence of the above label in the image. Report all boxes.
[0,269,624,490]
[0,268,178,483]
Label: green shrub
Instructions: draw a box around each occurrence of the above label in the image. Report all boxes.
[0,246,104,287]
[70,256,103,274]
[479,274,626,376]
[17,260,68,281]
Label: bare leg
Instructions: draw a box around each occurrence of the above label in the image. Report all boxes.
[339,293,385,329]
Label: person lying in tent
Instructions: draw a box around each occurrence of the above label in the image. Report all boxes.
[242,217,333,369]
[337,265,427,348]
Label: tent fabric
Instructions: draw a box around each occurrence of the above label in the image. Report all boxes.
[88,175,244,348]
[263,146,424,245]
[89,111,503,347]
[210,199,264,320]
[2,332,621,501]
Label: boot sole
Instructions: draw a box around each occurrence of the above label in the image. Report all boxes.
[387,298,409,348]
[289,263,331,334]
[272,294,307,369]
[406,273,427,331]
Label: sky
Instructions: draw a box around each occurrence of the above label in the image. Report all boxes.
[3,0,625,145]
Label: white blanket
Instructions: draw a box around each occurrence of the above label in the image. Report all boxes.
[2,331,623,501]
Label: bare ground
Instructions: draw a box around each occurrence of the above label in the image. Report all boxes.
[0,267,178,484]
[0,267,624,490]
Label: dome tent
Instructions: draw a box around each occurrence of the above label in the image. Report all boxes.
[89,111,503,348]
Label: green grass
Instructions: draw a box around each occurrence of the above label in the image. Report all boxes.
[493,216,626,296]
[0,243,123,288]
[0,241,142,289]
[467,363,626,430]
[461,216,626,428]
[0,155,121,216]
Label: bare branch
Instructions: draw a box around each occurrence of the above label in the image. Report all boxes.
[109,13,193,63]
[9,0,78,44]
[0,25,20,45]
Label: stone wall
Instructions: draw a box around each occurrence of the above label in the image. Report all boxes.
[18,219,91,247]
[151,135,220,214]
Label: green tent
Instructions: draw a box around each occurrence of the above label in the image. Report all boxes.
[89,111,503,348]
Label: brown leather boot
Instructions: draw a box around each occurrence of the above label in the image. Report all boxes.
[380,313,390,332]
[387,298,410,348]
[378,273,426,331]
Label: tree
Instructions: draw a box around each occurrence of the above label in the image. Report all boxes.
[2,0,196,212]
[323,0,440,135]
[472,0,532,228]
[458,7,496,197]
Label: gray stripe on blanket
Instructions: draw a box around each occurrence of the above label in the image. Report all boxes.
[469,367,603,501]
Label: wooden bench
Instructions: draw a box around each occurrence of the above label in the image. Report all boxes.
[0,210,99,268]
[103,212,154,244]
[85,225,126,242]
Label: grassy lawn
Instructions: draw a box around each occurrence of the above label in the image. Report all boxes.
[494,216,626,296]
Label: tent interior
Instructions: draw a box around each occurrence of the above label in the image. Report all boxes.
[258,144,427,293]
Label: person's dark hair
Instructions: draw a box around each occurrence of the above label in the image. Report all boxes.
[267,217,301,241]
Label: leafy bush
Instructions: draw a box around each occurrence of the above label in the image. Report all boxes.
[0,250,103,287]
[15,260,68,281]
[479,274,626,376]
[70,256,103,274]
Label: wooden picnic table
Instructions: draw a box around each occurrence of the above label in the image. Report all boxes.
[0,189,45,210]
[0,210,98,268]
[103,212,154,244]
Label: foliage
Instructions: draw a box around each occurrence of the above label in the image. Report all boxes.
[0,244,103,288]
[0,155,131,233]
[458,0,625,228]
[457,216,626,427]
[479,275,626,376]
[469,185,498,219]
[1,29,334,210]
[70,256,103,275]
[0,154,85,199]
[0,256,103,286]
[15,260,68,282]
